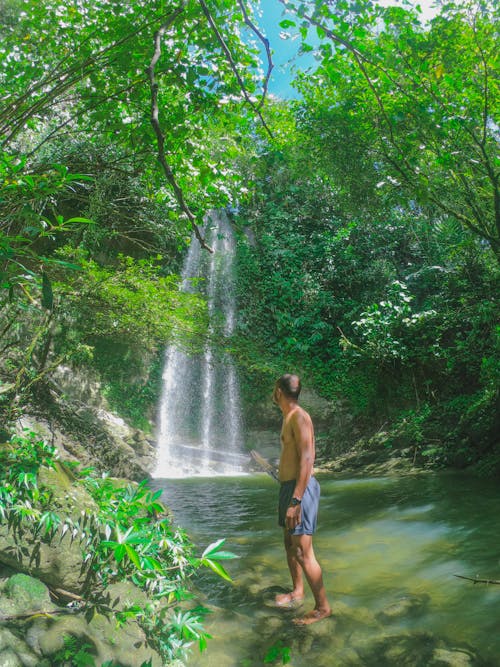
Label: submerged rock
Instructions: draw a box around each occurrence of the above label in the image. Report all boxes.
[354,630,437,665]
[330,599,379,628]
[349,630,484,667]
[377,593,430,622]
[429,646,480,666]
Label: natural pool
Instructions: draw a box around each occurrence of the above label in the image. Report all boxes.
[154,472,500,666]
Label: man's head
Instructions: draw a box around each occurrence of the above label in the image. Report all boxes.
[274,374,301,404]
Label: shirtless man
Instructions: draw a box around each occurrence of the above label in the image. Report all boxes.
[273,373,331,625]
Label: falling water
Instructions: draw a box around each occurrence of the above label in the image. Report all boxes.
[153,211,245,478]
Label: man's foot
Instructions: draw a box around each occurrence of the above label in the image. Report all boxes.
[293,607,332,625]
[275,592,304,608]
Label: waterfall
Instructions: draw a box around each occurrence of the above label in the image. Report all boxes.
[153,211,245,478]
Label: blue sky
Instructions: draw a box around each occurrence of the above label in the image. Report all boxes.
[254,1,315,99]
[253,0,439,99]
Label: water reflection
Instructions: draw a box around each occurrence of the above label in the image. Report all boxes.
[154,473,500,666]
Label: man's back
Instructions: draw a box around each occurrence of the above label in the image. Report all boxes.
[279,405,315,482]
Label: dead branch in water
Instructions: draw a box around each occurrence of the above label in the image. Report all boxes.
[454,574,500,585]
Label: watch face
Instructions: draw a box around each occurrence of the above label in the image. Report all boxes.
[291,498,300,506]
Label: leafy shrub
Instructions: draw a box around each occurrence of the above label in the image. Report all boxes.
[0,431,236,664]
[0,432,58,530]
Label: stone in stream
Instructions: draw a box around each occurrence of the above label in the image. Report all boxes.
[354,630,437,664]
[0,574,164,667]
[429,646,479,666]
[377,592,430,622]
[351,630,483,666]
[330,600,379,627]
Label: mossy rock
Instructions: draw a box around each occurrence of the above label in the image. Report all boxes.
[0,626,49,667]
[4,573,52,611]
[377,593,430,623]
[29,612,162,667]
[429,646,479,666]
[37,463,98,517]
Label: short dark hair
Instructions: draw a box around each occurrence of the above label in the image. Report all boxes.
[276,374,301,400]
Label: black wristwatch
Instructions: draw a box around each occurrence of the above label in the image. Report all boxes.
[290,497,301,507]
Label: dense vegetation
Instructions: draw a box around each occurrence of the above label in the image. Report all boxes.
[0,431,235,664]
[0,0,499,663]
[232,1,499,472]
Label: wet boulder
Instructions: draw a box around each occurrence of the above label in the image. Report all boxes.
[377,593,430,623]
[429,646,480,666]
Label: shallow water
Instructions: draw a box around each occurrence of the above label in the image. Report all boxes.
[154,472,500,666]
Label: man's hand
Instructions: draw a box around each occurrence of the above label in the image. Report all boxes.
[285,504,301,531]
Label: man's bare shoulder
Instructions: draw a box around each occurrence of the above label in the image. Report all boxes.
[288,407,314,438]
[290,406,312,425]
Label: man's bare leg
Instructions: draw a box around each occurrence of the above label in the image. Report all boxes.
[289,534,331,624]
[275,530,305,606]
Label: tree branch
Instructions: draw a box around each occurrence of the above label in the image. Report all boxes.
[236,0,274,110]
[146,4,213,253]
[455,574,500,585]
[198,0,273,139]
[0,13,167,145]
[0,608,79,622]
[282,0,499,256]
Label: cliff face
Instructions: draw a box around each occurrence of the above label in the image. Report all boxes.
[17,408,157,482]
[15,364,159,481]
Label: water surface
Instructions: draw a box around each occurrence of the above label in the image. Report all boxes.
[154,472,500,666]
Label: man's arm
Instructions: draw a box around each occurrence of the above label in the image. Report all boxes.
[285,411,314,530]
[291,411,314,499]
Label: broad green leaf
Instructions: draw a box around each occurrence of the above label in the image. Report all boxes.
[202,558,232,582]
[125,544,141,569]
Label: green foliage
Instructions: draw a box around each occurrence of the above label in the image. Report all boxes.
[264,641,291,665]
[200,538,236,582]
[0,0,263,215]
[0,148,93,299]
[34,140,190,264]
[53,250,208,353]
[292,0,500,259]
[390,385,500,471]
[0,431,57,527]
[0,433,238,664]
[0,0,273,429]
[52,635,96,667]
[233,148,344,401]
[235,53,499,466]
[79,473,237,661]
[346,280,441,368]
[52,634,154,667]
[0,236,207,426]
[97,346,164,431]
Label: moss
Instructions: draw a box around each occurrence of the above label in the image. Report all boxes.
[5,573,51,608]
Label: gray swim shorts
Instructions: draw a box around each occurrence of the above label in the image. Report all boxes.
[278,476,320,535]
